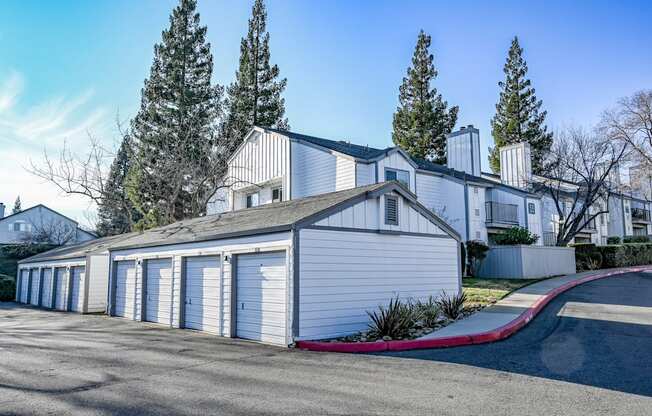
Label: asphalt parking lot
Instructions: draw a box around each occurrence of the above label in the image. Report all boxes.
[1,272,651,415]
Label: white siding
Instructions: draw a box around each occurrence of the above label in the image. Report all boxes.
[291,141,337,198]
[313,194,447,236]
[298,228,460,340]
[416,173,466,239]
[447,129,481,176]
[86,254,110,313]
[110,232,292,338]
[526,198,543,245]
[376,151,416,192]
[355,162,374,187]
[335,156,356,191]
[468,186,488,242]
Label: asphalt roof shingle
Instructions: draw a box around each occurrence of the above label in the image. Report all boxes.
[19,233,136,264]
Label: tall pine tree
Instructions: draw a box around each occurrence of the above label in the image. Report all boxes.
[126,0,223,229]
[97,136,141,236]
[489,36,552,174]
[222,0,288,156]
[392,30,458,164]
[12,196,21,214]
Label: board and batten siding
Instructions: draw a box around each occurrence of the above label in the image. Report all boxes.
[314,193,447,236]
[415,172,466,239]
[229,131,289,192]
[298,228,460,340]
[376,151,416,193]
[291,141,337,198]
[110,232,291,338]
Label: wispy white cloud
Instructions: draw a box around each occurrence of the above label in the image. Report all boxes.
[0,72,111,228]
[0,71,24,113]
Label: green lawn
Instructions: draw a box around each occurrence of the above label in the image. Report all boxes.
[463,277,540,307]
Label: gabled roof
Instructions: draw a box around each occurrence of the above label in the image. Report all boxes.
[18,233,136,264]
[0,204,81,226]
[261,126,390,160]
[110,182,459,252]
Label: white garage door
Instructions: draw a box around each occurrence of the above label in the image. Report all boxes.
[144,259,173,325]
[53,268,68,311]
[19,270,29,303]
[184,256,220,333]
[29,270,40,305]
[69,266,85,312]
[114,260,136,318]
[236,252,287,345]
[41,268,53,308]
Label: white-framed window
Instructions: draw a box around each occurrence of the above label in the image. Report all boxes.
[10,221,31,232]
[246,192,259,208]
[385,168,410,188]
[272,187,283,203]
[473,187,479,194]
[385,196,399,226]
[475,208,480,217]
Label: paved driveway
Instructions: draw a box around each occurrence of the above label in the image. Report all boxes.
[1,272,651,415]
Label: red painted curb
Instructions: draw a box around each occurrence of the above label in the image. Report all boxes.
[295,266,651,353]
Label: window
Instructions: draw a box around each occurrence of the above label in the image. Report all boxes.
[473,187,479,194]
[385,168,410,187]
[11,221,31,232]
[528,202,536,215]
[246,192,259,208]
[474,208,480,217]
[272,187,282,203]
[385,196,399,225]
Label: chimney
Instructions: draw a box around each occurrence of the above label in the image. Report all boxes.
[500,142,532,189]
[0,203,4,218]
[446,125,481,176]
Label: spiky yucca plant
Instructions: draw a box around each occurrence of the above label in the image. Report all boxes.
[367,297,421,339]
[438,291,467,320]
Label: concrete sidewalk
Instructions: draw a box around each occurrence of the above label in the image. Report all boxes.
[419,268,646,340]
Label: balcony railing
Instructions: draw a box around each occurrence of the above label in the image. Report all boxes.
[485,201,519,226]
[632,207,651,222]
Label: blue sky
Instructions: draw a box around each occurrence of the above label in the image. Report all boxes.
[1,0,650,226]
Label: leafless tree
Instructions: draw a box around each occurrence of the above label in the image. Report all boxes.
[20,218,76,245]
[535,127,628,246]
[600,90,652,166]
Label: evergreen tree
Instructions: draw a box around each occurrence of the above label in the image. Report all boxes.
[126,0,223,229]
[222,0,288,155]
[392,30,458,164]
[97,136,140,236]
[489,36,552,174]
[12,196,21,214]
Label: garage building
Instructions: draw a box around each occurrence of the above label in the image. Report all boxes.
[16,234,131,313]
[108,182,462,346]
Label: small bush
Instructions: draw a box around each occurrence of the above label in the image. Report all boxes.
[623,236,650,243]
[438,291,467,320]
[576,243,652,270]
[493,226,539,246]
[465,240,489,277]
[0,276,16,301]
[367,297,422,339]
[607,236,621,245]
[415,296,441,328]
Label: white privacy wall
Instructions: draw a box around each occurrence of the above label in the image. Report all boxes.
[298,228,460,340]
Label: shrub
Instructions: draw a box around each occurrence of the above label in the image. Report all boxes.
[0,276,16,301]
[607,236,621,245]
[414,296,441,328]
[623,236,650,243]
[367,297,422,339]
[465,240,489,277]
[576,243,652,270]
[438,291,467,320]
[493,226,539,245]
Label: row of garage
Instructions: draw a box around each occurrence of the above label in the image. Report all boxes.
[17,182,462,346]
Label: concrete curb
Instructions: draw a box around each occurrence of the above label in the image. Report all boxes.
[295,266,652,353]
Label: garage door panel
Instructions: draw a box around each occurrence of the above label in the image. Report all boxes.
[236,252,287,345]
[69,266,85,312]
[19,271,29,303]
[114,260,136,318]
[144,259,172,325]
[53,268,67,310]
[184,256,220,333]
[29,271,40,305]
[41,269,53,308]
